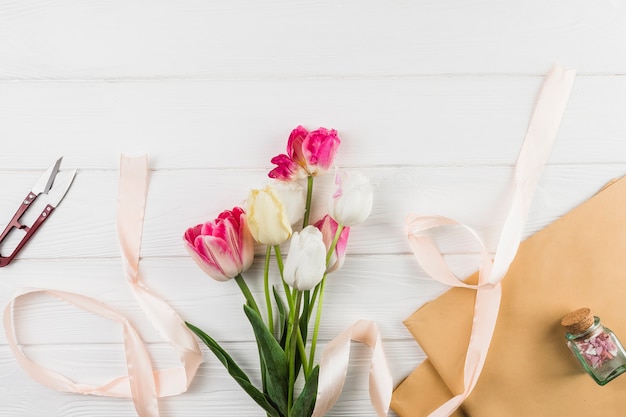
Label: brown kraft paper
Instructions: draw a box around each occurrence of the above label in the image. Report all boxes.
[392,176,626,416]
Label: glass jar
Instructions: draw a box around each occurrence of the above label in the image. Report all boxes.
[561,307,626,385]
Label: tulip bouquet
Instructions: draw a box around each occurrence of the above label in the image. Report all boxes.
[183,126,373,417]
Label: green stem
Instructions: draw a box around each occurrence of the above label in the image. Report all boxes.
[302,175,314,227]
[234,274,260,316]
[307,285,320,322]
[263,246,274,335]
[287,291,303,414]
[296,327,309,378]
[307,223,345,374]
[307,274,326,374]
[326,224,344,266]
[274,244,285,271]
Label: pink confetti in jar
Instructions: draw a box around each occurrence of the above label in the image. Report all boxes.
[561,307,626,385]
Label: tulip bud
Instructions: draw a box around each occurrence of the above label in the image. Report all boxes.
[283,226,327,290]
[245,185,293,246]
[269,126,341,180]
[183,207,254,281]
[328,170,373,227]
[300,127,340,176]
[314,214,350,273]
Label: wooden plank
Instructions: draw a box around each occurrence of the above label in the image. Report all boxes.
[0,164,623,260]
[0,0,623,79]
[0,254,459,345]
[0,340,422,416]
[0,77,625,169]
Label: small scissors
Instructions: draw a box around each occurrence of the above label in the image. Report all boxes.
[0,157,76,267]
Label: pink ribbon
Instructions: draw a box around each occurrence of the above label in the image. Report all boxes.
[405,65,576,416]
[313,319,392,417]
[3,155,203,417]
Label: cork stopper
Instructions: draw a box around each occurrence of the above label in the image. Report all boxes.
[561,307,595,335]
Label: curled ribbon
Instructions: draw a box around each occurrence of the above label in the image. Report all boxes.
[313,319,392,417]
[3,155,203,417]
[406,65,576,416]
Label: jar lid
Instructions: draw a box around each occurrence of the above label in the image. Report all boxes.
[561,307,594,334]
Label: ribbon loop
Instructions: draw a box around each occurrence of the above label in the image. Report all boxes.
[312,319,392,417]
[406,65,576,416]
[3,155,202,417]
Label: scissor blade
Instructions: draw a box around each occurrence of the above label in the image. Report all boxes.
[31,157,63,195]
[46,169,76,207]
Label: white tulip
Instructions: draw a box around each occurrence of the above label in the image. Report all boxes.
[283,226,327,290]
[328,170,373,226]
[270,180,306,225]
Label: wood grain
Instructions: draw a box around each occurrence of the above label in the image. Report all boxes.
[0,341,424,416]
[0,164,623,261]
[0,0,623,79]
[1,77,626,169]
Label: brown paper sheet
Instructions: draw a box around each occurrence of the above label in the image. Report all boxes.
[392,176,626,416]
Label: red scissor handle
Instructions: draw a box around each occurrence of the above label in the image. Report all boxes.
[0,200,54,267]
[0,192,37,243]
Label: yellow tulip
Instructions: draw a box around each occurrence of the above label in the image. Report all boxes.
[245,185,293,246]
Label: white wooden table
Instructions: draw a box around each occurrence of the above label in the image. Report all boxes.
[1,1,625,415]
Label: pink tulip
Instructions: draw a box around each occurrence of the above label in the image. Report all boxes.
[314,214,350,273]
[184,207,254,282]
[269,126,340,180]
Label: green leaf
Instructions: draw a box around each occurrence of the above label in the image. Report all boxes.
[299,304,309,349]
[300,291,310,342]
[185,322,281,417]
[289,293,310,381]
[258,342,268,396]
[244,304,290,416]
[291,365,320,417]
